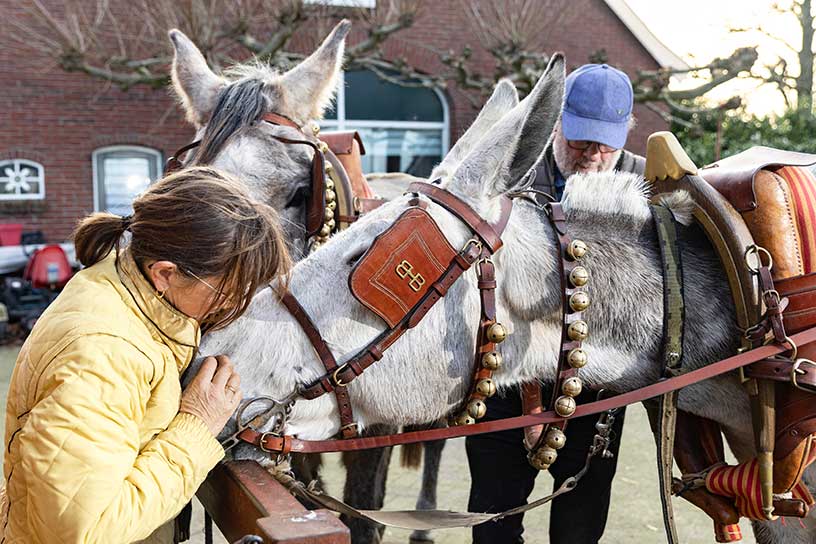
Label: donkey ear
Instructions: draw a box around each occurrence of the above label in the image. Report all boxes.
[430,79,519,180]
[169,29,226,128]
[280,20,351,123]
[451,54,565,197]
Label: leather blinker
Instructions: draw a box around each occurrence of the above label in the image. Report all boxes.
[349,207,457,328]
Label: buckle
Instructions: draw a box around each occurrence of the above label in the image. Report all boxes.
[258,431,281,453]
[791,358,816,392]
[340,422,359,437]
[332,363,350,388]
[461,237,483,255]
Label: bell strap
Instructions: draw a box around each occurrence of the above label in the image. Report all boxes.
[279,290,358,438]
[236,323,816,454]
[523,202,588,462]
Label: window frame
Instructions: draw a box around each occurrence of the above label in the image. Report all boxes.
[0,159,46,201]
[320,71,450,160]
[91,145,162,213]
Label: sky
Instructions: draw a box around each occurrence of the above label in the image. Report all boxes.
[626,0,804,116]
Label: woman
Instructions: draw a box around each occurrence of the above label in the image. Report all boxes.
[1,166,290,543]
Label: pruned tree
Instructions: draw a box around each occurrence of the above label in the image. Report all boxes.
[12,0,757,119]
[731,0,815,113]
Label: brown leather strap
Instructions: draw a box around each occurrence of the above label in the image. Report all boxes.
[279,291,357,438]
[408,182,511,253]
[237,324,816,454]
[260,112,301,130]
[746,358,816,390]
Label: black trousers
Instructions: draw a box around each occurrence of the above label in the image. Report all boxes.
[466,386,626,544]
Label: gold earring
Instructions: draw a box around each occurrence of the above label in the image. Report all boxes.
[157,289,167,301]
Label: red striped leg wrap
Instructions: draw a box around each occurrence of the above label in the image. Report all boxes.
[714,522,742,543]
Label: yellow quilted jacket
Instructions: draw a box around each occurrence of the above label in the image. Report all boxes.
[1,250,224,543]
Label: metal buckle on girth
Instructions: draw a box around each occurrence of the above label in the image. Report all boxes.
[791,358,816,392]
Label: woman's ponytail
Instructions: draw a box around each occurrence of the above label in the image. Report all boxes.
[72,213,130,267]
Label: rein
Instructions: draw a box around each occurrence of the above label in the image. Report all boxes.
[234,324,816,454]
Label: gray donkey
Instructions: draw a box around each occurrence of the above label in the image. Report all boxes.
[196,52,816,543]
[169,20,523,543]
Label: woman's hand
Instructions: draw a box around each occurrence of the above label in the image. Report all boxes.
[180,355,242,436]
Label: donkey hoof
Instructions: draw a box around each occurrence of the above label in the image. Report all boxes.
[409,530,434,544]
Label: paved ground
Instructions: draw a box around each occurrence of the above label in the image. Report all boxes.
[0,345,758,543]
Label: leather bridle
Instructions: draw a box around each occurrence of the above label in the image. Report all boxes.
[167,112,335,240]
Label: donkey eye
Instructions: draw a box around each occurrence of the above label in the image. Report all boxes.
[285,186,310,209]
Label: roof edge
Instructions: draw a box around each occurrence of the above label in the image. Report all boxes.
[603,0,690,71]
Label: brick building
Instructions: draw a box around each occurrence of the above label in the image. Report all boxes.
[1,0,685,243]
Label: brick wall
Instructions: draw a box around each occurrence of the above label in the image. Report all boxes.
[1,0,666,241]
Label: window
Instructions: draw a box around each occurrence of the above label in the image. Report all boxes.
[0,159,45,200]
[92,146,162,215]
[321,70,449,178]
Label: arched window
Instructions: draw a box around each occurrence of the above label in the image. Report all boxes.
[321,70,449,178]
[0,159,45,200]
[92,146,162,215]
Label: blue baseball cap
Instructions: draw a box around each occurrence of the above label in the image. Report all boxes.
[561,64,633,150]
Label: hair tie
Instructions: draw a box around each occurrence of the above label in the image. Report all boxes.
[121,215,133,231]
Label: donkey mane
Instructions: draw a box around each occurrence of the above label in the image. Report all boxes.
[562,171,696,228]
[193,77,270,166]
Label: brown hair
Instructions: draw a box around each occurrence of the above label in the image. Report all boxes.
[73,166,290,330]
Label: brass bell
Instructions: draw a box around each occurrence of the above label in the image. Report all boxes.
[481,351,503,371]
[325,178,335,190]
[567,348,587,368]
[545,427,567,450]
[476,379,497,397]
[467,399,487,419]
[535,446,558,466]
[569,292,590,312]
[324,207,335,222]
[319,142,329,153]
[325,189,337,203]
[567,239,588,260]
[326,163,334,174]
[569,266,589,287]
[486,323,507,343]
[319,224,332,238]
[554,395,577,417]
[567,320,589,341]
[561,376,583,397]
[311,241,322,251]
[454,411,475,426]
[326,218,336,230]
[529,455,551,471]
[312,124,321,136]
[327,200,337,210]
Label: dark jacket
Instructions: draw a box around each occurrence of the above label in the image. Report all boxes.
[532,144,646,198]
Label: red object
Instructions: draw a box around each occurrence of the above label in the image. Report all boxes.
[0,224,23,246]
[23,245,73,288]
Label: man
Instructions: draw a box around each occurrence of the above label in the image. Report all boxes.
[466,63,645,544]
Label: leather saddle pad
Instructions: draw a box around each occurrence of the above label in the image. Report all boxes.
[350,207,456,327]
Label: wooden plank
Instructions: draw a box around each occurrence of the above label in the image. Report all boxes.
[197,460,350,544]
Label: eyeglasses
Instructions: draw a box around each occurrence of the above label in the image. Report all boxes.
[185,269,224,298]
[567,140,618,154]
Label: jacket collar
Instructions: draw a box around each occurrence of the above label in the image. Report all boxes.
[116,250,200,372]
